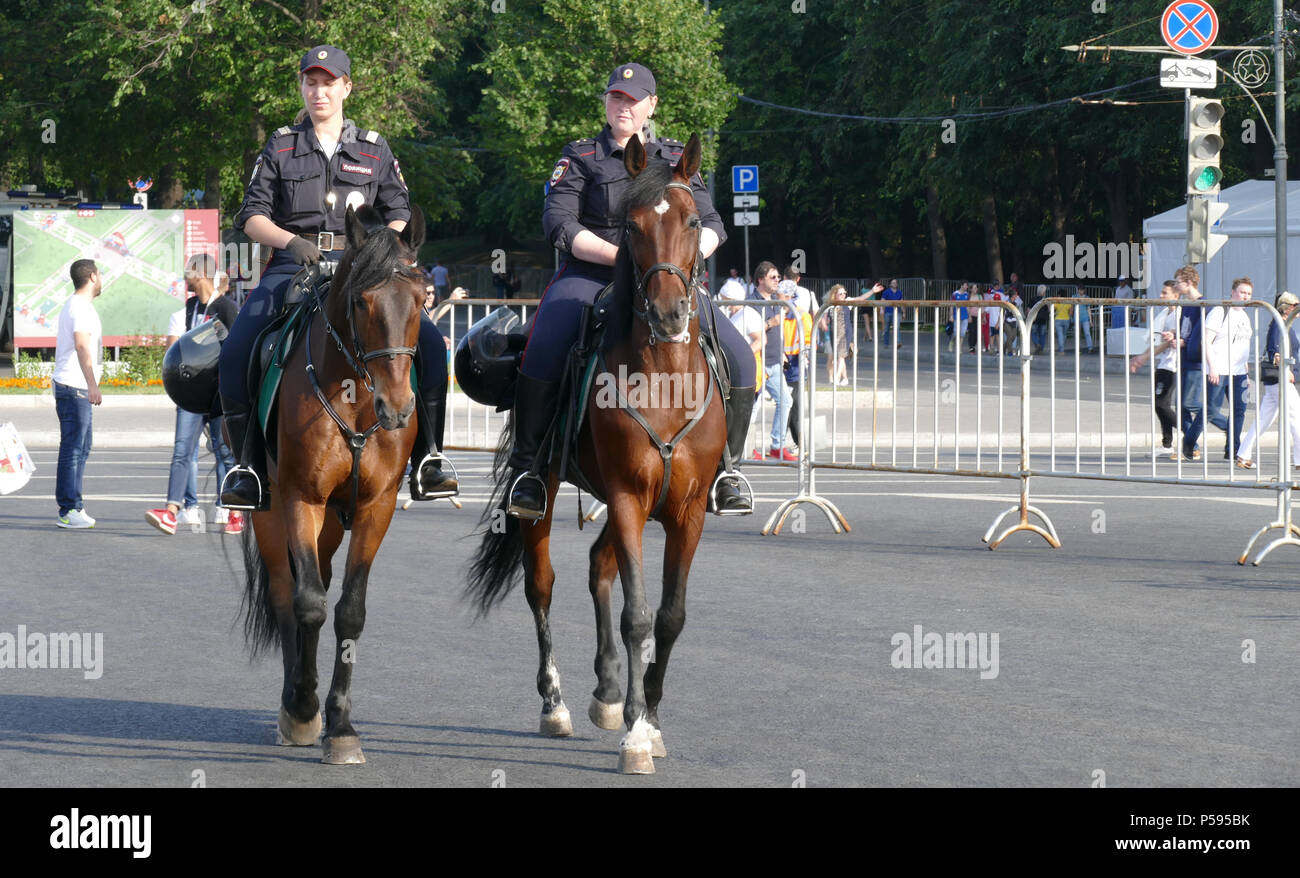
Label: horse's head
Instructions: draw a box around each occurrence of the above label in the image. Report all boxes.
[332,203,426,431]
[621,132,704,345]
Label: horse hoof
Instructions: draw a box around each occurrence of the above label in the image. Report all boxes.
[648,728,667,758]
[277,707,321,746]
[321,736,366,765]
[539,704,573,737]
[588,697,624,730]
[618,745,656,774]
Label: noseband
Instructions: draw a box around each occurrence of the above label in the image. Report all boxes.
[631,181,701,346]
[317,261,419,396]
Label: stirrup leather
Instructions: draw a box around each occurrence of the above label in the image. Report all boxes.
[507,471,547,521]
[220,465,263,512]
[709,469,754,516]
[412,452,460,500]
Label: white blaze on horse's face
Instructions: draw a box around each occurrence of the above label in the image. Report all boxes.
[653,199,670,216]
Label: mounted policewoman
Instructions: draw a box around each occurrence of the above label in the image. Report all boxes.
[507,62,757,518]
[218,44,456,510]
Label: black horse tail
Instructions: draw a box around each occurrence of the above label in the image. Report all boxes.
[239,522,279,656]
[465,410,525,617]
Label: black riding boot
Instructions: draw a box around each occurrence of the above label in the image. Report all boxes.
[506,374,560,520]
[408,387,458,500]
[219,397,270,511]
[710,385,757,515]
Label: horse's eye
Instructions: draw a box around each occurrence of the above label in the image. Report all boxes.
[688,216,702,229]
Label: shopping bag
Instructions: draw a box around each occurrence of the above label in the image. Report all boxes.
[0,421,36,495]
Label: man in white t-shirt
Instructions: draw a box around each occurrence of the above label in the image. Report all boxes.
[1204,277,1255,460]
[52,259,104,528]
[718,267,747,303]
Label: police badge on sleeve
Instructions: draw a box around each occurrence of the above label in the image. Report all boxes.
[549,158,570,186]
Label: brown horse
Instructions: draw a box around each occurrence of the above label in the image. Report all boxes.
[240,204,426,764]
[467,133,727,774]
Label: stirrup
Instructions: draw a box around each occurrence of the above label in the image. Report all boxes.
[220,465,263,512]
[411,452,460,500]
[507,471,547,521]
[709,469,754,516]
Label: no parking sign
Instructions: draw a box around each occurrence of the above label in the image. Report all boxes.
[1161,0,1218,56]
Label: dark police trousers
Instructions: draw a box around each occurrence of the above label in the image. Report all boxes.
[218,253,448,408]
[520,260,756,388]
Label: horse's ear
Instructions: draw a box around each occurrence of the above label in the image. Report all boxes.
[345,205,368,250]
[678,133,702,181]
[401,204,426,252]
[624,134,647,178]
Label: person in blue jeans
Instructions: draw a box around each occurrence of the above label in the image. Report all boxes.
[52,259,103,529]
[1174,267,1207,460]
[882,278,903,348]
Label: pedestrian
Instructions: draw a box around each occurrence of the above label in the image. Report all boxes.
[822,282,881,384]
[966,285,984,354]
[1074,285,1095,353]
[1004,285,1023,355]
[1204,277,1255,460]
[1030,284,1051,353]
[719,266,747,302]
[1174,265,1207,461]
[146,254,242,535]
[984,284,1003,354]
[505,61,757,516]
[215,44,456,510]
[882,278,904,349]
[1114,275,1136,328]
[1237,291,1300,470]
[52,259,103,529]
[949,282,970,353]
[431,258,451,301]
[753,261,796,460]
[1129,280,1181,458]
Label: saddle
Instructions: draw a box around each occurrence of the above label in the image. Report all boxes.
[540,285,731,521]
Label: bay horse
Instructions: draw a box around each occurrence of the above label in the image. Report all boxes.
[240,204,426,764]
[467,133,727,774]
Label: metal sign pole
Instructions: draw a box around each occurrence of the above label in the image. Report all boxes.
[1275,0,1288,297]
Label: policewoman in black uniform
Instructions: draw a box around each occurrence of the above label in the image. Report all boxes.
[508,62,757,519]
[218,45,456,510]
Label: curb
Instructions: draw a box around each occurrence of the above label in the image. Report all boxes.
[0,394,174,409]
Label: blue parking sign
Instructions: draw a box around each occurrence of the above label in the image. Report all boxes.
[732,165,759,193]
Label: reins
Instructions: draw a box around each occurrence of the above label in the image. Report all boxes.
[303,257,418,526]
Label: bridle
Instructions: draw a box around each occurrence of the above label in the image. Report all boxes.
[630,181,702,346]
[301,254,421,526]
[313,260,419,398]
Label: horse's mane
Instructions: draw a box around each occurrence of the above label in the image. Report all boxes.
[339,206,406,299]
[602,160,679,350]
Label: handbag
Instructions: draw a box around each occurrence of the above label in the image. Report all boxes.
[1260,356,1281,383]
[0,421,36,495]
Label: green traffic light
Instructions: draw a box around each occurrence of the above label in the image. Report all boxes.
[1192,167,1222,192]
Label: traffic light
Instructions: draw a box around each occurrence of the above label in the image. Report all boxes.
[1187,97,1224,195]
[1186,196,1229,264]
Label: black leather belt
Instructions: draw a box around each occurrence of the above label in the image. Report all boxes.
[300,232,347,252]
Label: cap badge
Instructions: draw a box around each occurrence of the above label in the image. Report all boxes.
[622,68,633,79]
[317,50,328,59]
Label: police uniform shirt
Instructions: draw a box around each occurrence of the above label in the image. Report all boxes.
[542,125,726,261]
[238,119,410,235]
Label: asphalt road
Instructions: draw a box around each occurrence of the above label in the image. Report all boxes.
[1,449,1297,787]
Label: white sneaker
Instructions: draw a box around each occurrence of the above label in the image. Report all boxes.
[57,509,95,529]
[214,507,229,525]
[181,507,203,526]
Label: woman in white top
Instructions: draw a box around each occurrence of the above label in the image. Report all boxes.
[1130,280,1182,457]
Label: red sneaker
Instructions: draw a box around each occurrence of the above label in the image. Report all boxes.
[223,511,244,535]
[767,447,798,462]
[750,450,764,461]
[145,508,177,535]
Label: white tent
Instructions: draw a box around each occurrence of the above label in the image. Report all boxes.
[1143,179,1300,301]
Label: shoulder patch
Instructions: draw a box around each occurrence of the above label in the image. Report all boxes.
[549,158,571,186]
[274,126,292,136]
[363,130,379,144]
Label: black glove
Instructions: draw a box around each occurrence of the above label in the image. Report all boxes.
[285,236,322,266]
